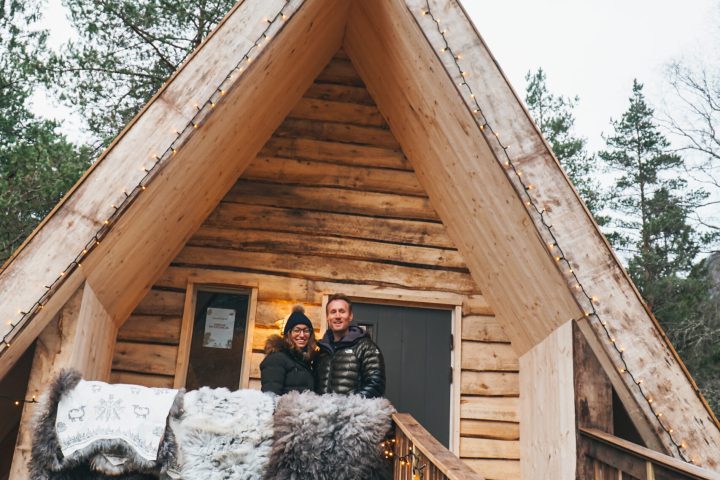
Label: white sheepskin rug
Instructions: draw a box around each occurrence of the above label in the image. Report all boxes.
[266,391,395,480]
[170,387,276,480]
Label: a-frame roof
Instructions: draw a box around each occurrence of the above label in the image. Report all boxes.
[0,0,718,470]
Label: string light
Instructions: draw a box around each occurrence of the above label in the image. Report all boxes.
[1,395,38,407]
[379,436,396,459]
[420,0,692,463]
[0,0,296,361]
[397,445,426,479]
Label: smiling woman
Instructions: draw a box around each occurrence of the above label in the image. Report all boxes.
[259,305,317,396]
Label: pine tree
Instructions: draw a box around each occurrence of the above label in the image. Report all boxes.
[46,0,236,146]
[600,80,718,410]
[0,0,91,263]
[524,68,606,222]
[600,80,709,293]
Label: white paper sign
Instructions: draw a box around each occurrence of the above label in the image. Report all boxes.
[203,307,236,349]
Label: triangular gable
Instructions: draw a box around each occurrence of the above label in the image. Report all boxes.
[0,0,718,471]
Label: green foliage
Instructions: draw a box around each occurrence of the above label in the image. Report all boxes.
[0,0,91,263]
[0,0,47,146]
[0,122,92,262]
[600,80,710,270]
[524,68,606,223]
[655,256,720,414]
[601,80,719,412]
[48,0,236,145]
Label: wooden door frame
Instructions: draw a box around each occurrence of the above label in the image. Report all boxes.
[174,271,258,389]
[320,288,463,455]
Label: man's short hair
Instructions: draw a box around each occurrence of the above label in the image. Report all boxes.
[326,293,353,313]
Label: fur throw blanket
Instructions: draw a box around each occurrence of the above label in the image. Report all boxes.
[266,391,395,480]
[169,387,276,480]
[28,370,180,480]
[29,373,395,480]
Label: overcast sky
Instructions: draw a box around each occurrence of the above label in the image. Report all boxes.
[36,0,720,152]
[463,0,719,151]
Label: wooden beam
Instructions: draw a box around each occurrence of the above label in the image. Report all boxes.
[202,203,454,248]
[0,0,349,380]
[10,282,116,479]
[580,428,720,480]
[576,318,666,453]
[0,271,85,385]
[71,283,117,380]
[574,321,614,480]
[519,320,575,480]
[344,0,583,358]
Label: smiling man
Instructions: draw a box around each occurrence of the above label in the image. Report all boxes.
[314,293,386,398]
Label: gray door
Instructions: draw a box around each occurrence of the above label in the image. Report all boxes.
[353,303,452,447]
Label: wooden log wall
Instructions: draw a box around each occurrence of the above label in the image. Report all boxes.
[110,51,520,479]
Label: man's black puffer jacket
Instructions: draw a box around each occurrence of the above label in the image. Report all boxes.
[260,335,315,395]
[314,325,385,398]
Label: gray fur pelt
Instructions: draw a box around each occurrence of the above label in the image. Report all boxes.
[28,369,180,480]
[169,387,276,480]
[266,391,395,480]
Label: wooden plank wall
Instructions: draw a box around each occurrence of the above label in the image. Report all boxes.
[110,51,520,479]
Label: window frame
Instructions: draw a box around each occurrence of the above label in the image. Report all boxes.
[174,273,258,390]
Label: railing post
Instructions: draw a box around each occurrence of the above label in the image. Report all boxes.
[646,461,655,480]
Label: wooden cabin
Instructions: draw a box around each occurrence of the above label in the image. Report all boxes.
[1,0,719,478]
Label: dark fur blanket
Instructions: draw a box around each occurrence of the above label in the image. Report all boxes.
[266,391,395,480]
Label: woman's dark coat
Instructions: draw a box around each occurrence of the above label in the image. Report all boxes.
[260,335,315,395]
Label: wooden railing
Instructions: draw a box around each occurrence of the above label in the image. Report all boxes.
[391,413,484,480]
[580,427,720,480]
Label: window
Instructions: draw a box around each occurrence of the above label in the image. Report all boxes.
[175,281,257,390]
